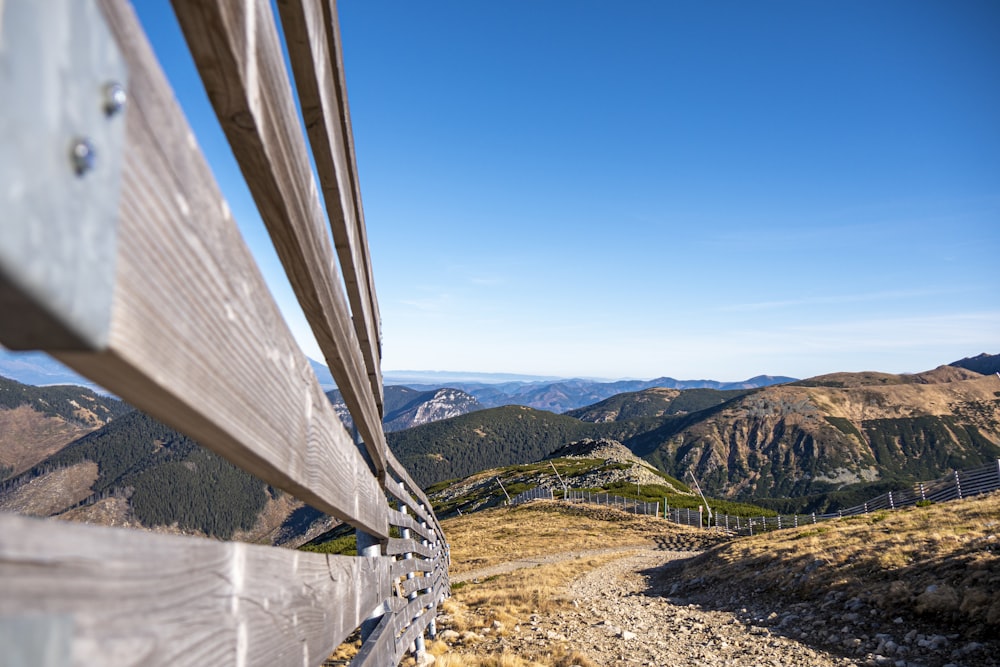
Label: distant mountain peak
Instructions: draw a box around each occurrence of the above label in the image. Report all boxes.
[949,353,1000,376]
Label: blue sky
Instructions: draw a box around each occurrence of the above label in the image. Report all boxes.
[138,1,999,381]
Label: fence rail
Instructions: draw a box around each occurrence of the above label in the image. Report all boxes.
[0,1,447,665]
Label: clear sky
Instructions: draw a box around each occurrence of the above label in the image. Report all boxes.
[137,1,999,381]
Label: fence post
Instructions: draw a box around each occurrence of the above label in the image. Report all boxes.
[725,515,729,531]
[996,459,1000,487]
[955,470,963,499]
[777,515,782,530]
[400,503,427,660]
[422,513,437,641]
[811,512,816,524]
[748,518,753,536]
[863,502,868,514]
[357,529,384,642]
[699,506,704,529]
[919,482,926,501]
[793,514,798,528]
[888,491,894,509]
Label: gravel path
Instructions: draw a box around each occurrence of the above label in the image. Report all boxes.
[469,549,858,666]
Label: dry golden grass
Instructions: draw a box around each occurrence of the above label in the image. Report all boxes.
[425,501,715,665]
[675,491,1000,634]
[432,554,619,667]
[444,500,704,574]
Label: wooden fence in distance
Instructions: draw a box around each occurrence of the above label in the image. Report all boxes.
[506,460,1000,537]
[0,1,448,665]
[708,459,1000,536]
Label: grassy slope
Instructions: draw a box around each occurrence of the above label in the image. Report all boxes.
[670,492,1000,636]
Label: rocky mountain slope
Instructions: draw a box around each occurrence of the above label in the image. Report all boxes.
[635,366,1000,501]
[950,352,1000,376]
[328,385,481,432]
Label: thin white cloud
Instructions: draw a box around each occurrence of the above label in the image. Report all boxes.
[716,288,958,312]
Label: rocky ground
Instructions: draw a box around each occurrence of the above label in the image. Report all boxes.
[436,547,998,667]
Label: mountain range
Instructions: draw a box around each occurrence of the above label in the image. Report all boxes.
[389,360,1000,512]
[1,353,997,541]
[393,374,796,413]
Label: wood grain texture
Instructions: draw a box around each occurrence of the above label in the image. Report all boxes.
[275,0,383,415]
[349,612,397,667]
[385,452,444,537]
[387,508,434,542]
[168,0,388,477]
[57,0,389,539]
[0,513,391,667]
[391,557,437,580]
[385,538,438,559]
[399,566,445,597]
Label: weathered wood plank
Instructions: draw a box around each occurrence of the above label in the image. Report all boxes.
[391,557,436,580]
[349,611,397,667]
[169,0,388,476]
[385,450,446,541]
[387,508,434,542]
[55,0,388,539]
[276,0,383,414]
[318,0,383,404]
[393,583,446,658]
[383,467,436,528]
[385,538,438,559]
[0,514,391,667]
[400,570,443,597]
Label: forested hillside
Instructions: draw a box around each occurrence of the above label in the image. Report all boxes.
[0,411,269,539]
[387,405,673,488]
[0,375,131,479]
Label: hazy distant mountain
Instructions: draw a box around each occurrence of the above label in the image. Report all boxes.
[396,375,796,413]
[950,353,1000,376]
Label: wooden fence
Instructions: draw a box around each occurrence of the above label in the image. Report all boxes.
[0,1,448,665]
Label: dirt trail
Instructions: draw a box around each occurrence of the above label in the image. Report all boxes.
[463,549,859,666]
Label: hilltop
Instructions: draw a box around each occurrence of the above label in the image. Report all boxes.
[424,438,698,519]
